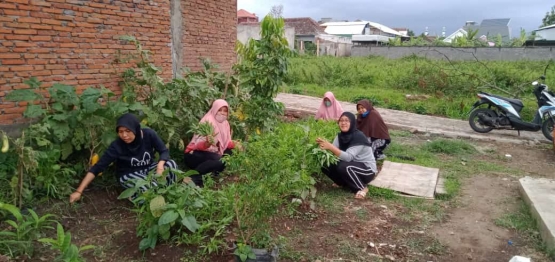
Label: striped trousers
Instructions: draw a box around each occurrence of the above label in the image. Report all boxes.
[118,160,178,192]
[322,161,376,193]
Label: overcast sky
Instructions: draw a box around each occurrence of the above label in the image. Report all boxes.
[238,0,552,37]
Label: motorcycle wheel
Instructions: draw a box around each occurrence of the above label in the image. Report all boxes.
[541,117,554,141]
[469,108,497,133]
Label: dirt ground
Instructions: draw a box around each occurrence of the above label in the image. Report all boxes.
[24,117,555,261]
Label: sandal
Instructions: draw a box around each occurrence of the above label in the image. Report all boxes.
[331,183,341,188]
[354,188,368,199]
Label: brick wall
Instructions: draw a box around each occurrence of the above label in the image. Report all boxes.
[0,0,238,125]
[182,0,237,72]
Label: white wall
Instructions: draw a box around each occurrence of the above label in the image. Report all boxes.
[536,28,555,41]
[237,24,295,49]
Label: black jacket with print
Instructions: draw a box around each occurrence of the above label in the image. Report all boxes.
[89,128,170,178]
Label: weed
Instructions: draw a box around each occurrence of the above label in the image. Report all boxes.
[422,139,477,155]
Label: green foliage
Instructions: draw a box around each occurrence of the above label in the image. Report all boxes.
[0,203,57,259]
[38,223,94,262]
[222,119,337,245]
[285,56,554,120]
[234,14,291,135]
[119,35,246,145]
[422,139,477,155]
[119,168,234,254]
[541,5,555,27]
[4,80,129,204]
[5,79,130,161]
[233,243,256,262]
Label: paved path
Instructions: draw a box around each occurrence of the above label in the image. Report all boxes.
[275,93,548,145]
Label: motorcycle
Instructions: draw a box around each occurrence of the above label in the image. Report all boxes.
[467,64,555,141]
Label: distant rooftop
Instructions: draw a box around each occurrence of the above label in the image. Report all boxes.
[237,9,257,18]
[480,18,511,27]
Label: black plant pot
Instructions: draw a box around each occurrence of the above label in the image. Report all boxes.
[233,245,279,262]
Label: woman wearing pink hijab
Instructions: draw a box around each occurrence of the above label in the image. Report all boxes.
[184,99,235,187]
[315,91,344,120]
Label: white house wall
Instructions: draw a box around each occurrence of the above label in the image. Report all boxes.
[536,28,555,41]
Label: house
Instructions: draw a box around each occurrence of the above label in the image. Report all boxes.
[283,17,326,43]
[237,9,258,24]
[525,24,555,46]
[320,21,403,38]
[444,18,512,43]
[444,28,467,43]
[393,28,409,36]
[237,22,296,49]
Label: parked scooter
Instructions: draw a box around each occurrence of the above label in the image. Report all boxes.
[467,64,555,141]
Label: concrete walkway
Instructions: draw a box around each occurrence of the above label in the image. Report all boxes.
[275,93,548,144]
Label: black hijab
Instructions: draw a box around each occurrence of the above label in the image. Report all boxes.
[115,113,143,154]
[337,112,372,151]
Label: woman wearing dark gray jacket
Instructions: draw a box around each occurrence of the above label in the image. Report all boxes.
[316,112,377,199]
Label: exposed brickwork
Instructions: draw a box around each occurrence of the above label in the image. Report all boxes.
[0,0,238,125]
[183,0,237,72]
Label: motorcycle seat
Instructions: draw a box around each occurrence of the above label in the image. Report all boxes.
[481,92,524,107]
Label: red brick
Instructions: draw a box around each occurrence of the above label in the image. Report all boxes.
[41,19,62,25]
[59,43,77,48]
[17,17,41,23]
[17,4,41,11]
[13,29,37,35]
[9,65,34,71]
[0,114,21,123]
[3,10,29,16]
[30,35,52,41]
[46,65,66,70]
[52,70,69,74]
[23,54,36,58]
[30,0,51,6]
[42,8,63,14]
[5,35,30,40]
[15,42,36,47]
[0,53,21,59]
[3,106,27,115]
[2,59,26,65]
[30,11,52,18]
[29,48,51,53]
[4,23,31,29]
[30,24,53,30]
[0,3,17,9]
[52,26,72,32]
[26,59,48,65]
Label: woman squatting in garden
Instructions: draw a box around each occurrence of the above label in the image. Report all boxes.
[315,91,344,121]
[356,99,391,160]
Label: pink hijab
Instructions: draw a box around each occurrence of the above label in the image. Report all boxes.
[315,91,344,120]
[195,99,232,155]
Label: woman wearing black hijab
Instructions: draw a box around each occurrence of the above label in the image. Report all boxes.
[316,112,377,199]
[69,113,178,203]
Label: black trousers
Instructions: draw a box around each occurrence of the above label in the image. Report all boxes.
[183,149,232,187]
[321,161,376,193]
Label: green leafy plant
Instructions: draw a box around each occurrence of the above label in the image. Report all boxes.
[0,203,57,259]
[118,169,233,253]
[38,223,94,262]
[233,242,256,262]
[234,14,291,136]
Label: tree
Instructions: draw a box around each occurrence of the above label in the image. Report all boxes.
[270,4,283,18]
[407,29,415,36]
[541,5,555,27]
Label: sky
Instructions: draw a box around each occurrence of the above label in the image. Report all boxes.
[238,0,552,37]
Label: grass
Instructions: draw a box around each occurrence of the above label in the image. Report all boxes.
[496,200,555,259]
[284,56,555,121]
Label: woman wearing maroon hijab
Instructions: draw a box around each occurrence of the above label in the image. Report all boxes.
[356,100,391,160]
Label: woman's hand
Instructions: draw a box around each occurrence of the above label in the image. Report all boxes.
[316,138,333,151]
[156,161,165,175]
[69,191,82,203]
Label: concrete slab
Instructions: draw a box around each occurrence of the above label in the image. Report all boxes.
[435,177,448,196]
[370,161,440,199]
[519,176,555,250]
[276,93,549,145]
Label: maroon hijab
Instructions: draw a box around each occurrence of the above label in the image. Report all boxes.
[356,100,390,140]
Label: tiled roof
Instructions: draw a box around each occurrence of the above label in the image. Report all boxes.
[283,17,326,35]
[237,9,257,18]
